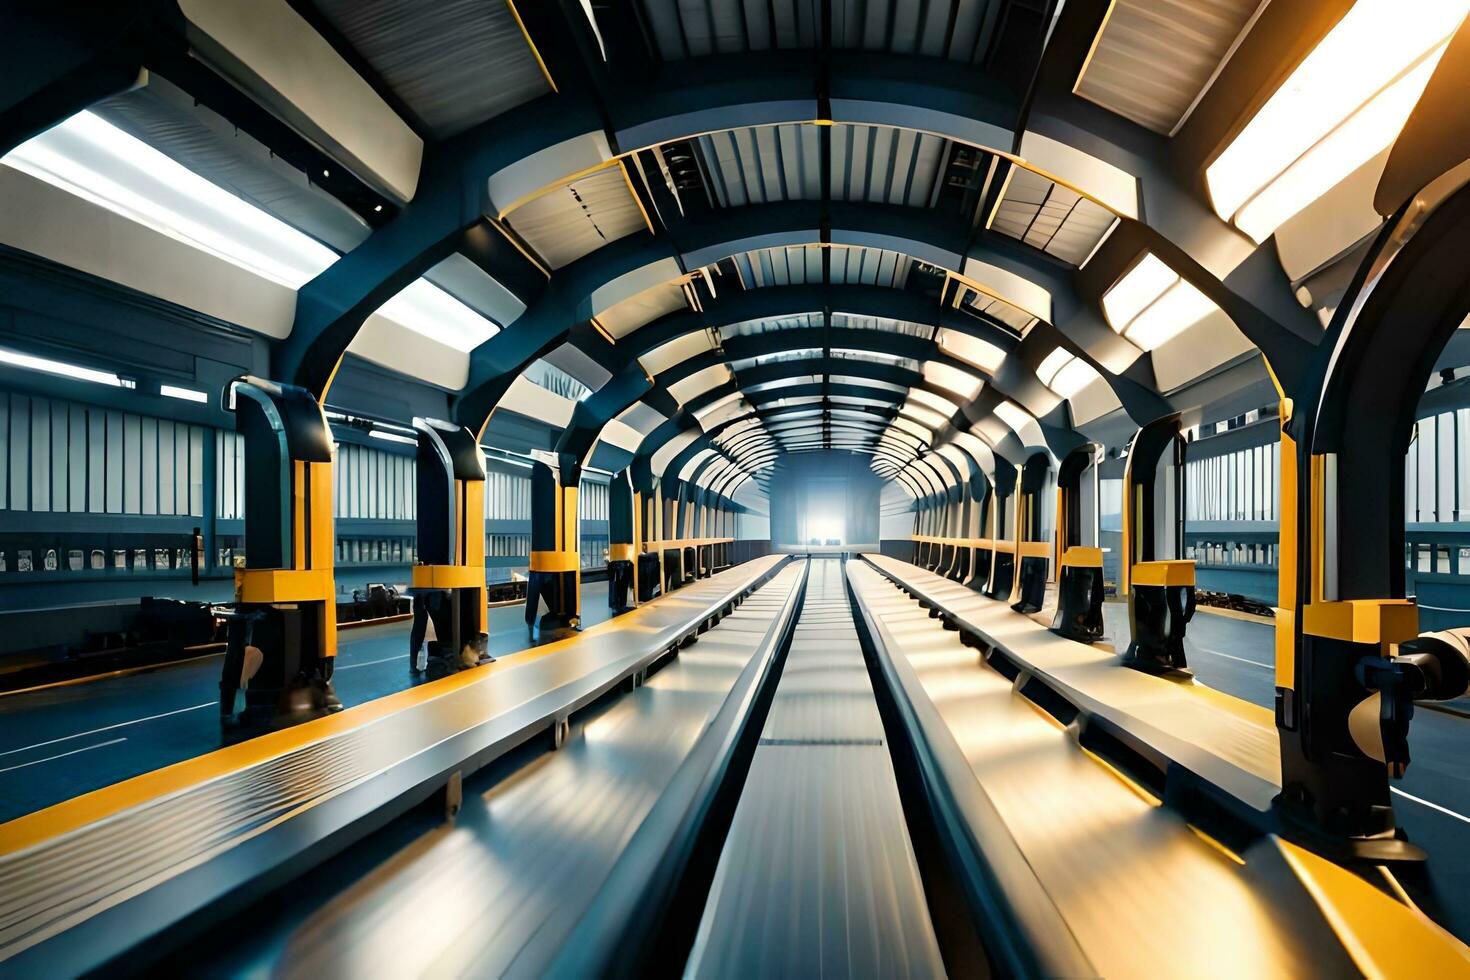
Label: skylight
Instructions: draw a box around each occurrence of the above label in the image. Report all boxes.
[1102,253,1219,351]
[1205,0,1461,241]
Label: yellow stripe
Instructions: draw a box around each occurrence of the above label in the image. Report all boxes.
[0,573,760,857]
[505,0,557,93]
[530,550,580,572]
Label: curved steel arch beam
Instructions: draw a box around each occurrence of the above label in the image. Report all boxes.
[267,37,1320,412]
[595,346,1032,466]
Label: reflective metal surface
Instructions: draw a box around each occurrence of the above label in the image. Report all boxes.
[0,556,786,975]
[687,559,945,979]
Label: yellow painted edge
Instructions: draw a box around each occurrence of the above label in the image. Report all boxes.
[411,565,484,590]
[0,556,784,856]
[505,0,557,94]
[1070,0,1118,96]
[485,216,551,279]
[497,158,623,220]
[530,550,580,573]
[1131,559,1197,588]
[1079,744,1161,807]
[618,158,656,235]
[1276,837,1470,976]
[1186,823,1246,866]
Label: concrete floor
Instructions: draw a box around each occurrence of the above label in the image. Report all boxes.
[1104,601,1470,942]
[0,583,615,822]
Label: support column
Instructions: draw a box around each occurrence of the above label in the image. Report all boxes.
[220,376,341,727]
[1120,415,1195,674]
[408,418,490,676]
[526,453,581,639]
[1052,446,1104,642]
[608,468,637,613]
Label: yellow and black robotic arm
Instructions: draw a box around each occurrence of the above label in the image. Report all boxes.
[408,418,490,675]
[219,376,341,727]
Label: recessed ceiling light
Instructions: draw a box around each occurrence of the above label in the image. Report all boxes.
[1205,0,1460,241]
[1101,253,1220,351]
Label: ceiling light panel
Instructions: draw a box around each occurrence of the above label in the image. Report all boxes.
[374,277,501,351]
[595,281,690,339]
[935,330,1006,374]
[1205,0,1461,241]
[5,110,338,288]
[1102,253,1221,351]
[922,361,984,400]
[1036,347,1103,398]
[992,400,1034,435]
[901,401,948,430]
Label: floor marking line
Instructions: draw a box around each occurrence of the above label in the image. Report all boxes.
[1195,646,1272,670]
[1392,788,1470,825]
[0,737,127,774]
[0,703,212,757]
[336,654,408,672]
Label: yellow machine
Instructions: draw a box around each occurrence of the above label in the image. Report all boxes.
[1120,415,1195,673]
[219,376,341,727]
[408,418,490,676]
[526,453,581,638]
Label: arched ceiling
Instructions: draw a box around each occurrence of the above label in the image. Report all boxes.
[3,0,1464,503]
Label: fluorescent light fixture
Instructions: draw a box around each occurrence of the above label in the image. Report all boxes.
[694,392,743,420]
[0,347,133,388]
[1102,253,1220,351]
[993,400,1034,435]
[745,377,814,394]
[374,278,501,352]
[368,429,417,446]
[160,384,208,403]
[1123,278,1217,350]
[935,330,1006,374]
[1051,358,1101,398]
[1101,254,1175,327]
[1036,348,1103,398]
[1036,347,1072,384]
[4,111,338,288]
[1205,0,1461,241]
[5,111,506,354]
[923,361,985,400]
[829,374,907,393]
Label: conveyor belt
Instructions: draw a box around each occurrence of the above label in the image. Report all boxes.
[179,560,809,978]
[866,553,1280,817]
[684,559,945,979]
[0,555,788,976]
[849,559,1470,978]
